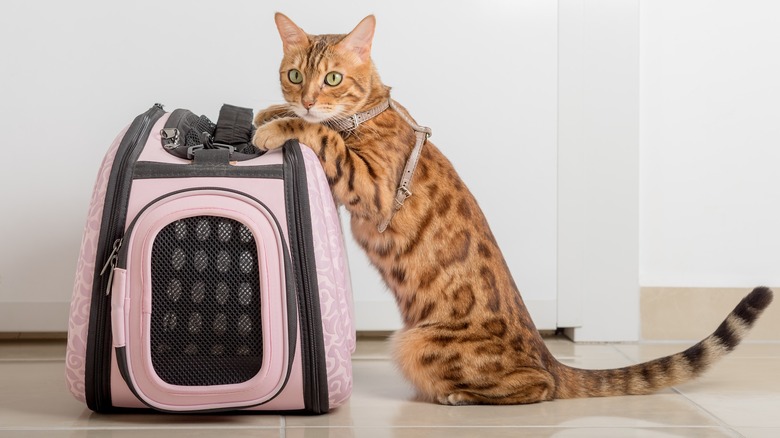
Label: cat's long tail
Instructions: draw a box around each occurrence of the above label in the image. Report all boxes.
[551,286,773,399]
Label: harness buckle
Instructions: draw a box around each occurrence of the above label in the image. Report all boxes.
[395,186,412,207]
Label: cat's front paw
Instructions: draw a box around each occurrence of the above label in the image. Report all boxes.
[252,119,296,151]
[253,104,294,127]
[436,393,476,406]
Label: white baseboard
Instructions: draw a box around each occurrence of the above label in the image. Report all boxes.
[641,287,780,341]
[0,301,70,332]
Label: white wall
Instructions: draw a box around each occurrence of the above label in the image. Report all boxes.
[0,1,559,332]
[640,1,780,287]
[5,0,774,337]
[558,0,639,342]
[0,0,289,330]
[340,1,560,330]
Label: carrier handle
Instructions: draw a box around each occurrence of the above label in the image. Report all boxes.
[189,144,261,165]
[189,145,234,164]
[213,104,255,147]
[160,105,262,162]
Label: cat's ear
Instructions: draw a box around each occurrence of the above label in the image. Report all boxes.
[338,15,376,63]
[274,13,309,52]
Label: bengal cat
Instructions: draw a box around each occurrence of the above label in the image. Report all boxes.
[252,13,774,405]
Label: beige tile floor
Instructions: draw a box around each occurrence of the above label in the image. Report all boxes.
[1,336,778,437]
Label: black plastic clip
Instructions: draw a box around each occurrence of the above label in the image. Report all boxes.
[187,143,236,161]
[201,132,215,149]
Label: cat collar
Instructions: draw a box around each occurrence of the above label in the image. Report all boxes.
[326,99,390,133]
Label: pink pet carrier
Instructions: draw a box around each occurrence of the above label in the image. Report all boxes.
[66,104,355,413]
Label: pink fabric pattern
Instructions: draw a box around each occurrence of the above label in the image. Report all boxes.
[300,145,356,409]
[65,126,128,402]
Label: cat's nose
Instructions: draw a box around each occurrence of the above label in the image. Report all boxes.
[302,99,316,110]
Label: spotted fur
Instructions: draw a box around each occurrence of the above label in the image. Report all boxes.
[254,13,775,405]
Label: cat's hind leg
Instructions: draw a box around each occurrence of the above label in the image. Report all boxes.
[391,326,555,405]
[436,366,556,405]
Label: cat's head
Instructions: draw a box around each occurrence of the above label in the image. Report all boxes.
[273,13,384,123]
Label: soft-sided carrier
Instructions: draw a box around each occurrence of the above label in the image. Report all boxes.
[66,103,355,414]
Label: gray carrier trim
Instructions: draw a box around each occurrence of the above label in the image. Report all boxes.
[133,162,284,179]
[86,103,166,413]
[282,140,329,414]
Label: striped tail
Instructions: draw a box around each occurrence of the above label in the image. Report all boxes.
[552,287,774,399]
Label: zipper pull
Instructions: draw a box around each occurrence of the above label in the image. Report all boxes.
[161,128,180,149]
[101,238,122,296]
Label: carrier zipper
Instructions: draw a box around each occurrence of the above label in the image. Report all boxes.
[284,142,327,413]
[291,151,319,408]
[100,238,122,296]
[160,128,180,149]
[86,103,164,412]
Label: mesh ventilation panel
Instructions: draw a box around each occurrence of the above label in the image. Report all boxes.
[150,216,263,386]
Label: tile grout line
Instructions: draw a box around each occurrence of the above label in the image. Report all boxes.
[669,387,745,438]
[0,426,736,433]
[280,425,735,431]
[0,426,742,432]
[349,357,392,362]
[610,344,745,438]
[609,343,639,365]
[0,426,285,431]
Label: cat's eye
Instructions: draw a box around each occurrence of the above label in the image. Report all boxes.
[288,69,303,84]
[324,72,343,87]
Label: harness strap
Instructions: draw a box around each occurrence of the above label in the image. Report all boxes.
[327,98,431,233]
[377,100,431,233]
